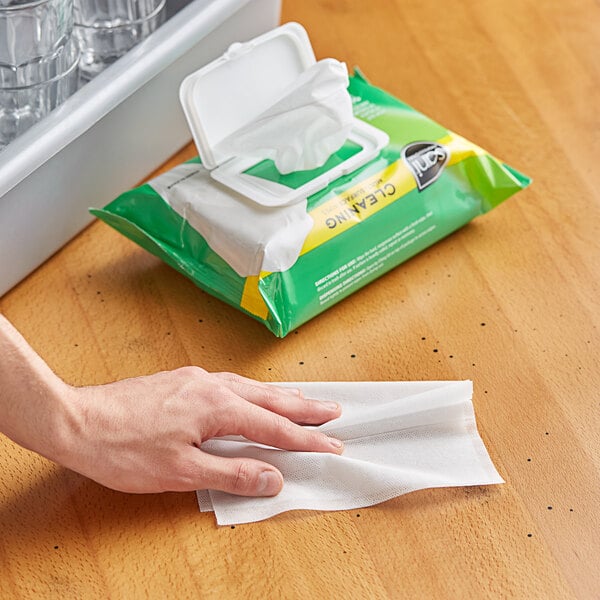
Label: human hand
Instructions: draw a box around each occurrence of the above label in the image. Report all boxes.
[58,368,343,496]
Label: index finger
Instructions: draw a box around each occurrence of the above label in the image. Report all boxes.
[221,399,344,454]
[213,374,342,425]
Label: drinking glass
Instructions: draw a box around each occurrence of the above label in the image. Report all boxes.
[0,0,79,149]
[74,0,166,80]
[0,0,73,71]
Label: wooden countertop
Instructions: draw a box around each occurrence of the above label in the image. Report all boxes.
[1,0,599,597]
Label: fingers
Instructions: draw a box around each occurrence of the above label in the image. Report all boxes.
[186,449,284,496]
[220,399,344,455]
[206,373,344,453]
[212,372,341,425]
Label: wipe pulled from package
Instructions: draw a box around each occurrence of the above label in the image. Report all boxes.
[178,23,388,211]
[215,58,354,175]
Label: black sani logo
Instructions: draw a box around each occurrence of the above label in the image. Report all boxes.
[402,142,449,191]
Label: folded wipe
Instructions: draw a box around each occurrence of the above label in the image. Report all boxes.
[196,380,503,526]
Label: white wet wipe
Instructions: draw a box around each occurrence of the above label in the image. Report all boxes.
[149,163,313,277]
[214,58,354,175]
[196,380,504,526]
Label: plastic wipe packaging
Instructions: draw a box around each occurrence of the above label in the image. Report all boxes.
[92,23,531,337]
[196,380,504,526]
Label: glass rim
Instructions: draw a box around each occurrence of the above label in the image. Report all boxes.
[0,0,63,12]
[0,44,79,91]
[74,0,165,30]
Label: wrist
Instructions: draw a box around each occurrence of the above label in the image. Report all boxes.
[39,379,86,468]
[2,369,82,466]
[0,314,85,467]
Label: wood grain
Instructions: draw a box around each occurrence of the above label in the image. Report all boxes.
[1,0,599,597]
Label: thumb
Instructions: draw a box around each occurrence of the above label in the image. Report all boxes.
[191,450,284,497]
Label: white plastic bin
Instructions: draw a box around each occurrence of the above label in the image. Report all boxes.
[0,0,281,297]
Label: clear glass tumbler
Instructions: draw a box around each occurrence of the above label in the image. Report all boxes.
[0,36,80,149]
[0,0,79,149]
[0,0,73,69]
[74,0,166,81]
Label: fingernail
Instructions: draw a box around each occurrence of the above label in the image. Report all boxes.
[328,437,344,450]
[257,470,282,496]
[321,401,340,411]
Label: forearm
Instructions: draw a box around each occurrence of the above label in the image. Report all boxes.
[0,313,76,462]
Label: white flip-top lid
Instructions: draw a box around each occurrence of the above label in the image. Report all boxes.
[180,22,316,170]
[179,22,389,206]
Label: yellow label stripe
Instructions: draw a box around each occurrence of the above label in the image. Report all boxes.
[440,132,487,165]
[240,275,269,320]
[301,159,416,255]
[300,132,485,256]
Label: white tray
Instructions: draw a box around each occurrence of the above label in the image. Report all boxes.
[0,0,281,297]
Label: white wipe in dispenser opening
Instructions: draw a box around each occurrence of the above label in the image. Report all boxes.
[179,22,389,208]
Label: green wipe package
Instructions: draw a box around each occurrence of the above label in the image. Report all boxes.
[92,69,530,337]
